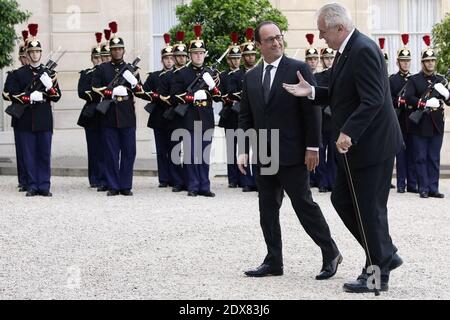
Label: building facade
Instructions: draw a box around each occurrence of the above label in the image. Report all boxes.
[1,0,449,163]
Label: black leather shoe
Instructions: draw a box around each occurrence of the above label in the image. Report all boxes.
[90,184,99,189]
[319,187,328,193]
[316,254,343,280]
[242,186,257,192]
[158,183,168,188]
[429,192,445,198]
[420,192,429,198]
[343,277,389,293]
[407,187,418,194]
[228,183,238,188]
[390,184,395,189]
[26,190,38,197]
[199,191,216,197]
[187,191,198,197]
[97,186,108,192]
[397,187,405,194]
[19,187,28,192]
[389,253,403,271]
[39,190,53,197]
[244,264,283,277]
[172,186,184,193]
[107,190,120,197]
[120,190,133,196]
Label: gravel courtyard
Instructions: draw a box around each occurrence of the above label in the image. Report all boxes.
[0,175,449,300]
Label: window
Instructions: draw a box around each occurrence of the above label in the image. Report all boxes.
[371,0,441,74]
[150,0,185,70]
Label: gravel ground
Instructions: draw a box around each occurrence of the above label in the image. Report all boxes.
[0,175,449,300]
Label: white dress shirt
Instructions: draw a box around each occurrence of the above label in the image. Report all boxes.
[262,55,283,90]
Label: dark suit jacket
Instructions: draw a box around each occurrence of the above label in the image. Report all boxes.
[313,29,403,169]
[238,55,321,167]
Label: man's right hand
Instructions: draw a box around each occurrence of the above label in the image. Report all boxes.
[282,71,313,97]
[237,154,249,175]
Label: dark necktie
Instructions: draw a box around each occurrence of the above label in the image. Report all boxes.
[334,51,342,66]
[263,64,274,104]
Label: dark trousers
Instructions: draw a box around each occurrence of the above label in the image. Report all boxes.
[256,165,339,267]
[240,164,257,188]
[316,131,337,189]
[13,128,27,188]
[331,156,395,280]
[101,127,136,191]
[169,130,186,188]
[411,134,443,194]
[396,133,417,189]
[18,131,52,192]
[153,128,172,185]
[184,130,212,193]
[85,128,103,187]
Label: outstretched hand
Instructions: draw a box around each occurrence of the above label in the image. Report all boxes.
[283,71,313,97]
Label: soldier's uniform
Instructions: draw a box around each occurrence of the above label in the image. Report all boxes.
[170,24,221,197]
[143,33,174,188]
[92,22,152,196]
[404,35,450,198]
[219,32,244,189]
[77,32,106,190]
[2,30,29,191]
[315,47,336,193]
[159,31,189,192]
[9,24,61,197]
[389,34,417,193]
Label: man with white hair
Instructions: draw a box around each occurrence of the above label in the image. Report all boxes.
[283,3,404,293]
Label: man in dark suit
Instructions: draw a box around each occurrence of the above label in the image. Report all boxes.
[283,3,404,293]
[238,21,341,280]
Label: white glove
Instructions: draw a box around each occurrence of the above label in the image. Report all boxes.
[202,72,216,90]
[123,70,138,88]
[434,83,449,100]
[40,73,53,90]
[193,90,207,102]
[30,91,44,104]
[112,85,128,98]
[425,97,440,108]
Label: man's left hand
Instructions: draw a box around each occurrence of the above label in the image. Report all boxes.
[336,132,353,154]
[305,150,319,172]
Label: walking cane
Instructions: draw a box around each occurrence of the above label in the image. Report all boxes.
[342,153,380,296]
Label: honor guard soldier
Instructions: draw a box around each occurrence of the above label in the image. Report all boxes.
[162,30,189,193]
[92,21,152,196]
[241,28,258,71]
[404,35,450,199]
[143,33,175,188]
[314,47,336,193]
[389,34,417,194]
[77,32,107,191]
[171,24,222,197]
[9,24,61,197]
[305,34,321,188]
[100,28,112,63]
[305,34,320,73]
[2,30,29,192]
[225,29,259,192]
[219,32,243,189]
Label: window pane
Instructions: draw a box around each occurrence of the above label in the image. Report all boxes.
[371,0,400,33]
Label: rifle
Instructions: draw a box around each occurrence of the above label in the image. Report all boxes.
[409,69,450,125]
[394,80,410,118]
[96,56,141,115]
[173,48,229,117]
[5,50,66,119]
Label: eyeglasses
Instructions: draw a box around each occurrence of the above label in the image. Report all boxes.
[262,35,284,45]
